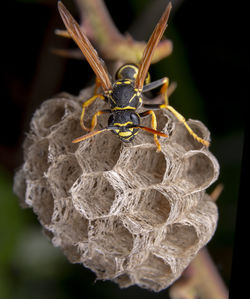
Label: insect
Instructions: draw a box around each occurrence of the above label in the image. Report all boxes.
[58,1,209,151]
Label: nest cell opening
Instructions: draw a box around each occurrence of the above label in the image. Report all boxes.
[117,147,166,186]
[75,130,122,173]
[31,98,79,137]
[31,101,65,137]
[139,109,169,133]
[90,218,134,258]
[171,120,209,151]
[134,253,172,291]
[164,223,199,254]
[155,110,171,132]
[128,189,171,231]
[24,138,49,180]
[71,173,116,219]
[52,196,89,241]
[40,102,65,129]
[26,180,54,226]
[47,155,82,198]
[48,118,83,159]
[180,151,216,192]
[62,213,89,244]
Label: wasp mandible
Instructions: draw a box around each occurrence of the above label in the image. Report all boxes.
[58,1,209,151]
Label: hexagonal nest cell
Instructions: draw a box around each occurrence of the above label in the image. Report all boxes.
[13,86,219,292]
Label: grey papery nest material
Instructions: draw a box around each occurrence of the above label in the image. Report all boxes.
[14,86,219,291]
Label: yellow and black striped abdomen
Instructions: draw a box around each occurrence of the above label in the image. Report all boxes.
[116,63,150,85]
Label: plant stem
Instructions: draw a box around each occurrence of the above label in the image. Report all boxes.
[169,247,228,299]
[169,186,227,299]
[56,0,172,64]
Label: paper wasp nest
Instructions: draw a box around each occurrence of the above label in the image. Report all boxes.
[14,86,219,291]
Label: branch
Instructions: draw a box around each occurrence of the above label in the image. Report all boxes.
[169,185,228,299]
[55,0,172,64]
[169,247,228,299]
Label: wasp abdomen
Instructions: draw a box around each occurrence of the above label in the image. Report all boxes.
[116,63,150,84]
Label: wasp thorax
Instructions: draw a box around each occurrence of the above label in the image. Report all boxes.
[109,79,141,110]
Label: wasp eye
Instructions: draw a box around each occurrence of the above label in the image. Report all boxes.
[130,113,140,126]
[108,114,114,126]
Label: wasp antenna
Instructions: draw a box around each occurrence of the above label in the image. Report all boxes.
[72,127,115,143]
[134,126,168,137]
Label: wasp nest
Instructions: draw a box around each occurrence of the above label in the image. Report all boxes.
[14,86,219,291]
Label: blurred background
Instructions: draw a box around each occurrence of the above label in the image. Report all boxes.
[0,0,246,298]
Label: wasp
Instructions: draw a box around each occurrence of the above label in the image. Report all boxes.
[58,1,209,151]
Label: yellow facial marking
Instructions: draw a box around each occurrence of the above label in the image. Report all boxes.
[119,131,132,137]
[113,121,133,127]
[112,106,136,110]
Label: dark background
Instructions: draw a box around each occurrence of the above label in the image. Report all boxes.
[0,0,246,298]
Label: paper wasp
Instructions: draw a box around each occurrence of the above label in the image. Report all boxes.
[58,1,209,151]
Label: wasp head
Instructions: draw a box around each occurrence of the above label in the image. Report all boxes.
[108,111,140,142]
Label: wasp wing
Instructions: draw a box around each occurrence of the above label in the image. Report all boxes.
[135,3,172,90]
[58,1,112,92]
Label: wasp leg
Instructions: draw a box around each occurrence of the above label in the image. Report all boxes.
[139,110,163,151]
[143,103,210,147]
[89,109,111,131]
[80,94,105,131]
[93,77,103,94]
[160,79,209,146]
[143,77,177,105]
[159,77,170,106]
[142,77,169,94]
[143,77,210,146]
[80,77,108,131]
[163,105,210,146]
